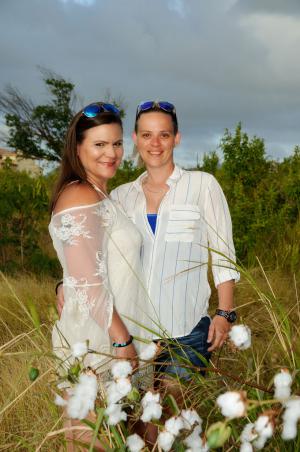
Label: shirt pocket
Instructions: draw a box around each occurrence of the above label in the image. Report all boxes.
[165,204,201,243]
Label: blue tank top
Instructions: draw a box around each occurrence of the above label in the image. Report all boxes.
[147,213,157,234]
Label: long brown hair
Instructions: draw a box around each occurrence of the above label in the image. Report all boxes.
[50,104,123,212]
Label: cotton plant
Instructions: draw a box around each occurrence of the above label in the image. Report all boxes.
[66,372,98,419]
[252,414,275,449]
[50,336,300,451]
[274,368,293,400]
[281,397,300,440]
[139,341,160,361]
[157,408,204,451]
[214,390,276,450]
[214,367,298,450]
[53,341,98,420]
[105,403,127,425]
[71,341,88,358]
[229,325,251,350]
[141,391,163,422]
[103,360,135,428]
[158,415,185,450]
[216,391,247,418]
[126,433,145,452]
[106,360,133,404]
[184,426,209,451]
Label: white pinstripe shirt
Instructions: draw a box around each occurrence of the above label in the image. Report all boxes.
[111,165,239,338]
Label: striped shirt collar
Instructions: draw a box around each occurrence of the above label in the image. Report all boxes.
[132,164,184,191]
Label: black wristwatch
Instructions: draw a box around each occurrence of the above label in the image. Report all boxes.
[215,309,237,323]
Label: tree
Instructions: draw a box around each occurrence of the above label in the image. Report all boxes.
[0,69,126,163]
[0,167,52,273]
[0,69,77,162]
[197,150,220,176]
[221,122,268,189]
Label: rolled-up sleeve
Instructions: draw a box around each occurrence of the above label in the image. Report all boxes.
[204,175,240,287]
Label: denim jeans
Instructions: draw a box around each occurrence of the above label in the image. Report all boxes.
[155,316,211,380]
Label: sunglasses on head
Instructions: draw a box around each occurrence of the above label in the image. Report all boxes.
[136,101,176,118]
[82,102,120,118]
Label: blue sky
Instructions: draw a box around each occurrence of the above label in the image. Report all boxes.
[1,0,300,167]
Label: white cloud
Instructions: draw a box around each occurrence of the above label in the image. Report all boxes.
[167,0,188,18]
[60,0,96,6]
[240,14,300,87]
[0,0,299,163]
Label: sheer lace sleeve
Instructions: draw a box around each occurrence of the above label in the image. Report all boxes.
[49,199,116,331]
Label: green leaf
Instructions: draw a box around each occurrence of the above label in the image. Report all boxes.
[126,386,140,402]
[88,408,105,452]
[207,421,231,448]
[28,367,39,381]
[27,298,40,330]
[163,394,180,416]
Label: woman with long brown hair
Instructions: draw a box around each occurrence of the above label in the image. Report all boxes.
[49,102,150,450]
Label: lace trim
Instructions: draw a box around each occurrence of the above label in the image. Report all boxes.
[63,276,113,328]
[94,251,107,277]
[64,277,95,322]
[93,202,114,227]
[53,213,91,245]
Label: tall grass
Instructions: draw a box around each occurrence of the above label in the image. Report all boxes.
[0,268,299,451]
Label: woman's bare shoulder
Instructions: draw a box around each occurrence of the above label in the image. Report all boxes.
[53,182,103,215]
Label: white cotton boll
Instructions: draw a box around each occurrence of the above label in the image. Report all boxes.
[240,423,257,442]
[105,403,127,425]
[282,397,300,440]
[283,397,300,421]
[141,391,162,422]
[67,395,86,419]
[240,442,253,452]
[157,431,175,451]
[54,393,67,407]
[181,409,202,430]
[139,342,159,360]
[106,381,123,404]
[274,369,292,400]
[229,325,251,350]
[186,446,209,452]
[216,391,247,418]
[275,385,292,400]
[116,377,132,396]
[184,425,202,448]
[251,415,273,450]
[71,341,88,358]
[165,416,184,436]
[111,360,132,378]
[185,445,209,452]
[106,378,132,404]
[66,373,97,419]
[79,374,97,396]
[254,415,273,439]
[141,391,160,407]
[252,435,268,450]
[141,401,162,422]
[126,433,145,452]
[282,421,298,440]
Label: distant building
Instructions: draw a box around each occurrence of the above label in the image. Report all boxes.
[0,148,42,176]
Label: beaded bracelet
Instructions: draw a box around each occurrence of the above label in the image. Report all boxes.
[112,335,133,348]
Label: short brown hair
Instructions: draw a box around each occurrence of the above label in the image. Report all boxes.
[134,106,178,135]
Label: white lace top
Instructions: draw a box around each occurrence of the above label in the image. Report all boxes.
[49,196,150,373]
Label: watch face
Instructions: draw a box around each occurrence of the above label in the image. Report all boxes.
[228,311,237,323]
